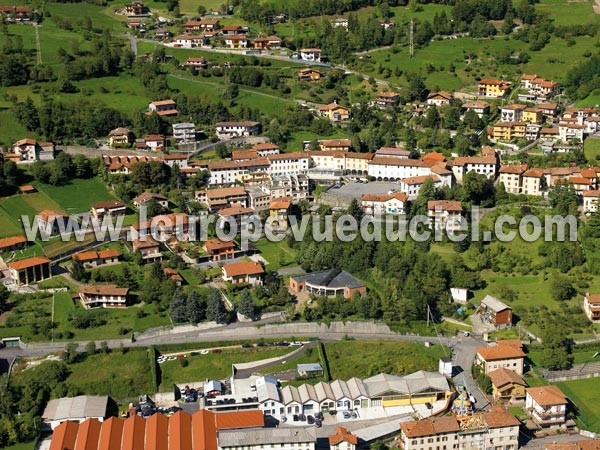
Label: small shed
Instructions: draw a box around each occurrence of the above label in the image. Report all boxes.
[479,295,513,328]
[450,287,468,304]
[438,357,453,377]
[297,363,324,378]
[204,380,223,397]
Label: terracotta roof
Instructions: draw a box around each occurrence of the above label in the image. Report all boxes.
[401,416,460,438]
[479,78,510,86]
[329,427,358,445]
[161,154,187,161]
[253,142,280,151]
[463,100,490,108]
[218,205,255,216]
[80,285,129,296]
[19,185,37,193]
[546,440,600,450]
[151,99,176,106]
[14,138,37,146]
[223,261,264,277]
[50,420,79,450]
[422,152,446,163]
[269,197,292,209]
[134,192,168,204]
[502,104,527,111]
[361,192,407,203]
[477,345,526,361]
[482,406,521,428]
[427,91,453,100]
[0,235,27,250]
[39,209,68,221]
[569,177,593,185]
[369,157,427,167]
[132,236,160,250]
[488,368,527,389]
[216,121,259,127]
[376,147,411,157]
[500,164,528,174]
[317,102,349,112]
[267,152,308,161]
[585,293,600,304]
[580,169,597,178]
[208,158,269,170]
[449,155,497,166]
[523,169,545,178]
[583,190,600,198]
[202,186,246,199]
[73,249,120,262]
[204,238,235,253]
[320,139,351,147]
[91,200,126,210]
[526,385,568,406]
[232,149,259,160]
[427,200,462,212]
[9,256,50,270]
[496,339,524,350]
[402,175,439,185]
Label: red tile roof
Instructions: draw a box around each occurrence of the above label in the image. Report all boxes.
[526,385,568,406]
[329,427,358,445]
[223,261,264,278]
[0,235,27,250]
[477,345,526,361]
[9,256,50,270]
[427,200,462,212]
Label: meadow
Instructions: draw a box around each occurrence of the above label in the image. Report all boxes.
[555,378,600,433]
[252,237,298,270]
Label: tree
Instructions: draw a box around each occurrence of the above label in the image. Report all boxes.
[413,176,436,215]
[85,341,96,355]
[188,291,205,323]
[0,284,9,313]
[407,73,428,102]
[100,341,109,354]
[551,274,575,301]
[197,5,207,15]
[170,289,188,323]
[549,183,578,216]
[62,342,78,363]
[462,171,495,206]
[347,198,364,222]
[540,326,573,370]
[70,258,87,282]
[206,288,228,323]
[238,289,257,320]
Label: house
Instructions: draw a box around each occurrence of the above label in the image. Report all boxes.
[375,92,401,108]
[427,200,463,232]
[132,236,162,263]
[90,200,126,220]
[267,152,310,176]
[161,154,188,169]
[0,235,27,253]
[147,99,177,116]
[298,363,324,378]
[35,209,70,236]
[526,386,568,427]
[42,395,109,430]
[79,285,129,309]
[269,174,310,202]
[523,107,544,124]
[12,138,41,162]
[207,158,270,186]
[182,57,208,69]
[224,35,249,49]
[300,48,321,62]
[298,68,322,82]
[522,169,547,196]
[492,121,527,141]
[398,406,520,450]
[172,122,196,144]
[499,164,528,194]
[203,238,235,262]
[476,344,526,375]
[163,268,183,286]
[154,27,171,39]
[583,190,600,214]
[133,192,169,210]
[462,100,490,118]
[478,79,511,98]
[583,293,600,322]
[319,139,352,152]
[0,6,33,22]
[232,149,259,161]
[144,134,167,151]
[399,175,441,200]
[219,428,316,450]
[559,122,585,143]
[448,155,497,182]
[124,1,144,15]
[538,102,559,119]
[252,142,281,157]
[8,257,52,285]
[19,185,37,194]
[500,104,527,122]
[216,121,260,140]
[173,34,204,48]
[367,157,432,182]
[222,261,264,286]
[108,127,132,147]
[289,269,366,299]
[253,35,282,49]
[361,192,407,215]
[488,368,528,400]
[332,17,349,28]
[317,103,351,122]
[195,186,248,210]
[478,295,513,328]
[426,91,453,107]
[221,24,247,35]
[189,18,220,31]
[329,427,358,450]
[269,197,292,230]
[569,176,595,194]
[72,249,120,268]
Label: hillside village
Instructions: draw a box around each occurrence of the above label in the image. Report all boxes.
[1,0,600,449]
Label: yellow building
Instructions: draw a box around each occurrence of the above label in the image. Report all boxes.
[268,197,291,231]
[108,127,132,147]
[492,121,526,141]
[523,107,543,124]
[489,368,528,400]
[478,78,511,98]
[317,102,351,122]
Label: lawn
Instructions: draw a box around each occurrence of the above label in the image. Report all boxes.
[252,237,298,270]
[35,178,116,213]
[536,0,597,26]
[527,348,600,368]
[555,378,600,433]
[2,441,37,450]
[585,137,600,163]
[64,348,155,400]
[323,340,448,380]
[158,347,293,389]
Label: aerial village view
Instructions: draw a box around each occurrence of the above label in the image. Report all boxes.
[1,0,600,449]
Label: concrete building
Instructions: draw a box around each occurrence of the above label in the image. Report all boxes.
[218,427,316,450]
[475,345,526,375]
[427,200,463,232]
[289,269,366,299]
[583,293,600,322]
[222,261,264,286]
[8,257,51,285]
[526,386,568,428]
[42,395,110,430]
[79,285,129,309]
[172,122,196,144]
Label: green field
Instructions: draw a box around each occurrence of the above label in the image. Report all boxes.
[324,340,447,379]
[252,238,298,270]
[2,441,37,450]
[35,178,116,213]
[555,378,600,433]
[158,347,293,389]
[585,137,600,163]
[536,0,597,26]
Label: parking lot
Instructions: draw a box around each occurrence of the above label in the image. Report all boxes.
[320,181,402,207]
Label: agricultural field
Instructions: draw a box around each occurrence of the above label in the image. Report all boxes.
[158,346,293,389]
[555,378,600,433]
[35,178,117,213]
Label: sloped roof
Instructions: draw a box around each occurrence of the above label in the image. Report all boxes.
[43,396,109,422]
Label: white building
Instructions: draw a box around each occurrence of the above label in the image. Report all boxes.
[398,406,520,450]
[427,200,463,232]
[525,386,568,427]
[367,157,432,181]
[208,159,270,186]
[559,122,585,143]
[361,192,407,215]
[216,121,260,140]
[267,152,310,176]
[172,122,196,144]
[448,155,497,182]
[300,48,321,62]
[399,175,441,200]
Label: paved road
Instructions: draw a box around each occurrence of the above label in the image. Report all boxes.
[450,335,490,410]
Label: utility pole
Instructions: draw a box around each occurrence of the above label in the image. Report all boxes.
[409,19,414,59]
[51,293,55,343]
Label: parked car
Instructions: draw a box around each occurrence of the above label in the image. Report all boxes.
[315,412,323,420]
[242,343,251,348]
[351,411,357,419]
[342,411,351,419]
[307,415,314,424]
[293,414,299,422]
[299,414,306,421]
[315,419,322,428]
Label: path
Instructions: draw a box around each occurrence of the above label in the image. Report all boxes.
[594,0,600,14]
